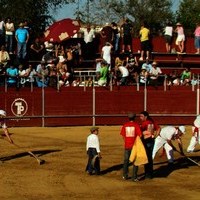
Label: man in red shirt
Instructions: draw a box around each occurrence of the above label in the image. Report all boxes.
[120,113,142,181]
[140,111,161,179]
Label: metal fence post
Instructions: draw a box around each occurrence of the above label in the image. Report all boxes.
[92,83,96,126]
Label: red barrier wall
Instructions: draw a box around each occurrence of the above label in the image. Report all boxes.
[0,86,198,127]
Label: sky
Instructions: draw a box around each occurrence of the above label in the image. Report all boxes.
[51,0,181,21]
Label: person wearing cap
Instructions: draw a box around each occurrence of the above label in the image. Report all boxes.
[0,110,13,145]
[86,126,101,175]
[140,111,161,179]
[120,113,142,181]
[175,22,185,53]
[15,22,29,60]
[149,61,163,86]
[187,115,200,153]
[152,125,185,165]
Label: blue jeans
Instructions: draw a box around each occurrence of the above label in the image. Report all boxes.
[17,42,27,59]
[86,148,100,174]
[5,34,13,52]
[123,149,138,179]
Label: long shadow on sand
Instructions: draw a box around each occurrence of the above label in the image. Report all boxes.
[153,156,200,178]
[0,149,61,162]
[100,156,200,177]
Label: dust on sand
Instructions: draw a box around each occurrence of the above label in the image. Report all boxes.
[0,126,199,200]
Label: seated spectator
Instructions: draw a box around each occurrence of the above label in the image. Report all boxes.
[126,53,140,84]
[141,59,152,73]
[6,64,18,87]
[149,61,163,86]
[97,60,109,86]
[36,61,49,87]
[139,66,149,85]
[116,60,129,86]
[167,70,180,86]
[30,37,45,61]
[0,45,10,68]
[180,67,191,86]
[18,64,26,87]
[95,58,103,76]
[24,64,37,86]
[58,67,70,87]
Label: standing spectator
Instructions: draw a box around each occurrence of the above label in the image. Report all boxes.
[82,24,95,60]
[140,111,161,179]
[100,23,113,50]
[164,22,173,53]
[0,17,5,46]
[152,126,185,166]
[120,113,142,181]
[111,22,120,53]
[194,23,200,54]
[0,45,10,68]
[187,115,200,153]
[86,126,102,175]
[175,22,185,53]
[15,22,29,61]
[29,37,44,61]
[139,22,151,61]
[101,42,113,70]
[121,19,133,53]
[5,17,15,54]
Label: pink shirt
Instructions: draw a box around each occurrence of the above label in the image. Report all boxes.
[194,26,200,37]
[177,27,184,36]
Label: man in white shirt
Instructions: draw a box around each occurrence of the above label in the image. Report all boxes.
[86,126,101,175]
[152,126,185,165]
[83,25,95,60]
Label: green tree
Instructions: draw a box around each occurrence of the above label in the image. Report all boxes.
[0,0,74,37]
[175,0,200,35]
[78,0,173,35]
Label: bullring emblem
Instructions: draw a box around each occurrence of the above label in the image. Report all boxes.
[11,98,28,117]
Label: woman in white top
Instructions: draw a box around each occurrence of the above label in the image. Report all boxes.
[5,17,15,54]
[175,22,185,53]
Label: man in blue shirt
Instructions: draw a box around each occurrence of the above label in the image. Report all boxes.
[15,22,29,60]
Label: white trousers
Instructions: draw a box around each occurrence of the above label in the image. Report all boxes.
[152,136,174,163]
[187,136,200,152]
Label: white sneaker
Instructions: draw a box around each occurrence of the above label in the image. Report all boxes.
[139,57,143,61]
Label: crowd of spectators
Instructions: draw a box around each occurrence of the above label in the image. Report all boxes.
[0,17,199,90]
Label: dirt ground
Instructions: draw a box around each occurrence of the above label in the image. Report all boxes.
[0,126,200,200]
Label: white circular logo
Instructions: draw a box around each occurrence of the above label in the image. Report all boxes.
[11,98,28,117]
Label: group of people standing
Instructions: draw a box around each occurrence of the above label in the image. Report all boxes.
[86,111,200,181]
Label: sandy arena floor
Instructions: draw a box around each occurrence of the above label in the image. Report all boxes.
[0,126,200,200]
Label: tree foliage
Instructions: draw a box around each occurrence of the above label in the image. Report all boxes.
[0,0,74,37]
[78,0,173,35]
[176,0,200,35]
